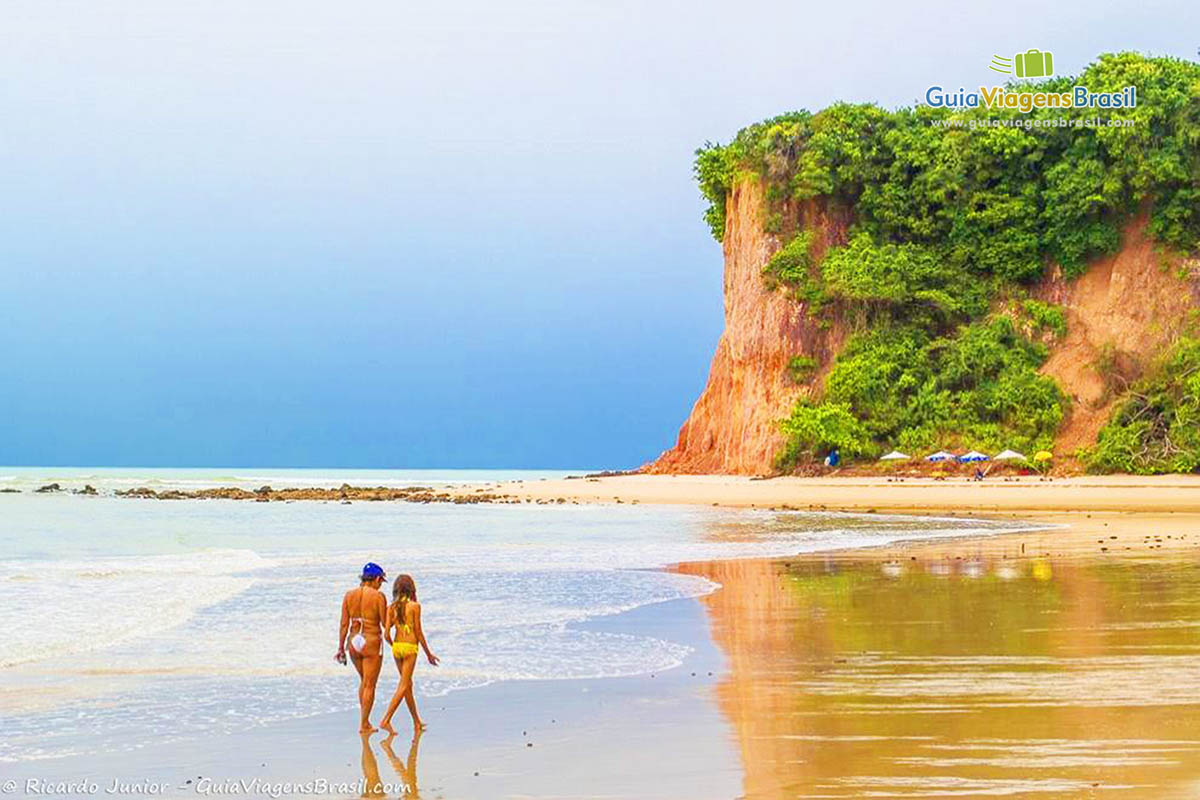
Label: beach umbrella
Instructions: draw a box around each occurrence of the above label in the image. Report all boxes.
[879,450,911,460]
[1033,450,1053,462]
[994,449,1026,461]
[925,450,956,462]
[958,451,989,462]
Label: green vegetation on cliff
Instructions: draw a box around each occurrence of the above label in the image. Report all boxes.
[693,52,1200,470]
[1086,337,1200,474]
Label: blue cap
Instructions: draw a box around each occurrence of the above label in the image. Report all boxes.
[361,562,386,580]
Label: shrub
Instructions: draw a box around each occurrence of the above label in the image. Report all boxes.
[786,355,819,384]
[1020,299,1067,338]
[1086,338,1200,473]
[776,402,873,470]
[784,319,1064,465]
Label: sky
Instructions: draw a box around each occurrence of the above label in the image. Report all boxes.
[0,1,1195,469]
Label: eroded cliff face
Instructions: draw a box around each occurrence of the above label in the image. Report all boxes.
[1036,215,1200,455]
[651,184,1198,475]
[647,179,848,475]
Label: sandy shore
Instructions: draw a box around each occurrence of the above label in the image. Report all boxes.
[504,473,1200,560]
[509,473,1200,514]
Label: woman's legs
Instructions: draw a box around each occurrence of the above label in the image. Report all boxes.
[360,655,383,733]
[350,652,366,720]
[352,652,383,733]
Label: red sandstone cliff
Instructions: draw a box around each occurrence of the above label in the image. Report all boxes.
[647,179,849,475]
[651,183,1197,475]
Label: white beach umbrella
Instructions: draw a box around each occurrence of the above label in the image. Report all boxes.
[958,451,989,462]
[994,449,1027,461]
[879,450,911,461]
[925,450,956,462]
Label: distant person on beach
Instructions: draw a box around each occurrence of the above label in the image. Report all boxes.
[338,562,389,733]
[380,574,439,734]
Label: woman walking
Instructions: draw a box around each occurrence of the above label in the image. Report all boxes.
[380,574,439,734]
[337,562,389,733]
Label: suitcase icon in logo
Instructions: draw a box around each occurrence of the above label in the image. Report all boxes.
[1014,49,1053,78]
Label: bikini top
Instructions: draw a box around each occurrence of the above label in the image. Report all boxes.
[393,600,414,636]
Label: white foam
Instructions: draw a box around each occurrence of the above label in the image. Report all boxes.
[0,549,270,668]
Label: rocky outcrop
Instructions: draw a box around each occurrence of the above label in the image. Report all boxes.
[115,484,521,504]
[648,180,849,475]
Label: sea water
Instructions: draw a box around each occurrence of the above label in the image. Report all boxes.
[0,468,1034,762]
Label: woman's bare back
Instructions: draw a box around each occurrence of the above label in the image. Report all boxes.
[344,586,387,656]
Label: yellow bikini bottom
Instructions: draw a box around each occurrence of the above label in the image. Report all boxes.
[392,641,419,658]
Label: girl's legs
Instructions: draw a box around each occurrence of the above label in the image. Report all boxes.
[379,655,408,733]
[381,655,419,733]
[399,655,424,731]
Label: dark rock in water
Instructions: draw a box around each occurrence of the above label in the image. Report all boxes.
[75,485,98,496]
[35,483,62,493]
[113,483,518,506]
[0,488,20,494]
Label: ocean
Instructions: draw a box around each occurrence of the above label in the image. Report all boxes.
[0,468,1033,763]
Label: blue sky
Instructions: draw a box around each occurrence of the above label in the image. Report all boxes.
[0,1,1194,468]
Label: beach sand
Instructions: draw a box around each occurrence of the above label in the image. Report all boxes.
[4,599,742,799]
[507,472,1200,514]
[12,475,1200,798]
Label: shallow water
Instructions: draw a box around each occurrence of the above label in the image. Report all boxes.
[685,555,1200,799]
[0,468,1035,764]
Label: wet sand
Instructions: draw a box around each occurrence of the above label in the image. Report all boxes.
[2,599,742,799]
[680,540,1200,799]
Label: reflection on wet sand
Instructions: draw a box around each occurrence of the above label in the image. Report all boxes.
[360,734,385,798]
[680,555,1200,798]
[359,731,420,798]
[382,732,421,798]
